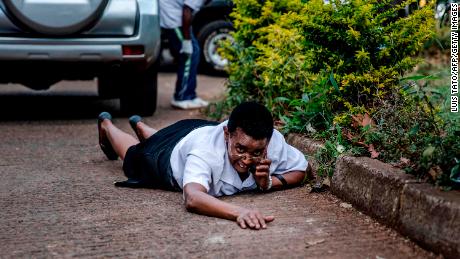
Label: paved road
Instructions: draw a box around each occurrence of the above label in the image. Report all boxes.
[0,74,438,258]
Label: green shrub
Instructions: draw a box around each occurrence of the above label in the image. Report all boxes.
[213,0,460,188]
[355,77,459,188]
[223,0,435,125]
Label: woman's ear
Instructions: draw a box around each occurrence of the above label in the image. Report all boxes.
[223,126,229,142]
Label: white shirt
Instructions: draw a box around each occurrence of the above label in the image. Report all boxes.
[159,0,205,29]
[170,121,308,197]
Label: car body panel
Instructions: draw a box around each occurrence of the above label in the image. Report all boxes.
[84,0,137,36]
[0,12,160,64]
[0,0,140,36]
[0,0,160,72]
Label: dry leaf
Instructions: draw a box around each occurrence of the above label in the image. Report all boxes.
[340,202,352,209]
[351,114,364,128]
[362,113,375,127]
[322,177,331,187]
[393,157,411,168]
[428,166,443,181]
[351,113,375,128]
[400,157,410,164]
[342,128,355,141]
[368,144,379,158]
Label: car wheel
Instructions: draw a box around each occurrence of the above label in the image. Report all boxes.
[197,20,234,73]
[98,72,121,99]
[119,65,158,116]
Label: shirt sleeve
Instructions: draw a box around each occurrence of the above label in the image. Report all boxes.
[184,0,205,11]
[182,154,212,192]
[269,130,308,175]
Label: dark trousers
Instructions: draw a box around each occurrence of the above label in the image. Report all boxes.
[163,27,200,101]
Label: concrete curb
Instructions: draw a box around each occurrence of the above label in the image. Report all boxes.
[287,133,460,259]
[285,134,323,177]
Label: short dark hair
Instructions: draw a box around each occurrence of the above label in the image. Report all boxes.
[227,101,274,140]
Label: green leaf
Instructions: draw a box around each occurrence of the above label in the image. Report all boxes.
[336,125,343,143]
[399,75,441,82]
[274,96,290,103]
[426,89,443,95]
[422,146,435,158]
[450,164,460,183]
[409,124,420,136]
[302,93,310,102]
[329,72,339,92]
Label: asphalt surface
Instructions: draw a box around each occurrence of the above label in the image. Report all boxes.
[0,72,439,258]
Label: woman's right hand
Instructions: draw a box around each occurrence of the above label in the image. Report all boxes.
[236,208,275,230]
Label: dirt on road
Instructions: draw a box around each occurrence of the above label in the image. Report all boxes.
[0,73,438,258]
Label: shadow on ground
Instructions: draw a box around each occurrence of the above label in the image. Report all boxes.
[0,93,121,121]
[160,60,228,77]
[0,64,226,122]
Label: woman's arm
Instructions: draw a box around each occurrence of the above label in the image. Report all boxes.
[270,169,307,190]
[253,160,309,191]
[183,183,275,229]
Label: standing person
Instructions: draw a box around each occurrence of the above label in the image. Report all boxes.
[97,102,310,230]
[159,0,209,109]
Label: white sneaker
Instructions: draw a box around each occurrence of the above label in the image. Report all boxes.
[171,97,209,109]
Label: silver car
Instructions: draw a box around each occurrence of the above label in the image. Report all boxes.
[0,0,161,115]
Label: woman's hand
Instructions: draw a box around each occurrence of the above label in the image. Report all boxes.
[252,158,272,190]
[236,208,275,229]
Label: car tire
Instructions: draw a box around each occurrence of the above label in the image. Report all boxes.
[119,65,158,116]
[98,72,121,99]
[197,20,234,74]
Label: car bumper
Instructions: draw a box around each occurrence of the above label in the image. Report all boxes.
[0,12,161,66]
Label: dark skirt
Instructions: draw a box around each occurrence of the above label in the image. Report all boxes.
[122,119,219,191]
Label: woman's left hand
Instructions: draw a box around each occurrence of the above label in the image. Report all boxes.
[251,158,272,190]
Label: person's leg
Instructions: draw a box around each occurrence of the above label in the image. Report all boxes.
[101,119,139,160]
[128,115,157,142]
[168,28,208,109]
[136,121,157,141]
[181,32,199,100]
[167,29,189,101]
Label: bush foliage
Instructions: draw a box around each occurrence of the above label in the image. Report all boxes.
[224,0,434,122]
[212,0,460,188]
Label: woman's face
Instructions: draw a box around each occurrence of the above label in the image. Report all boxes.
[224,126,268,174]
